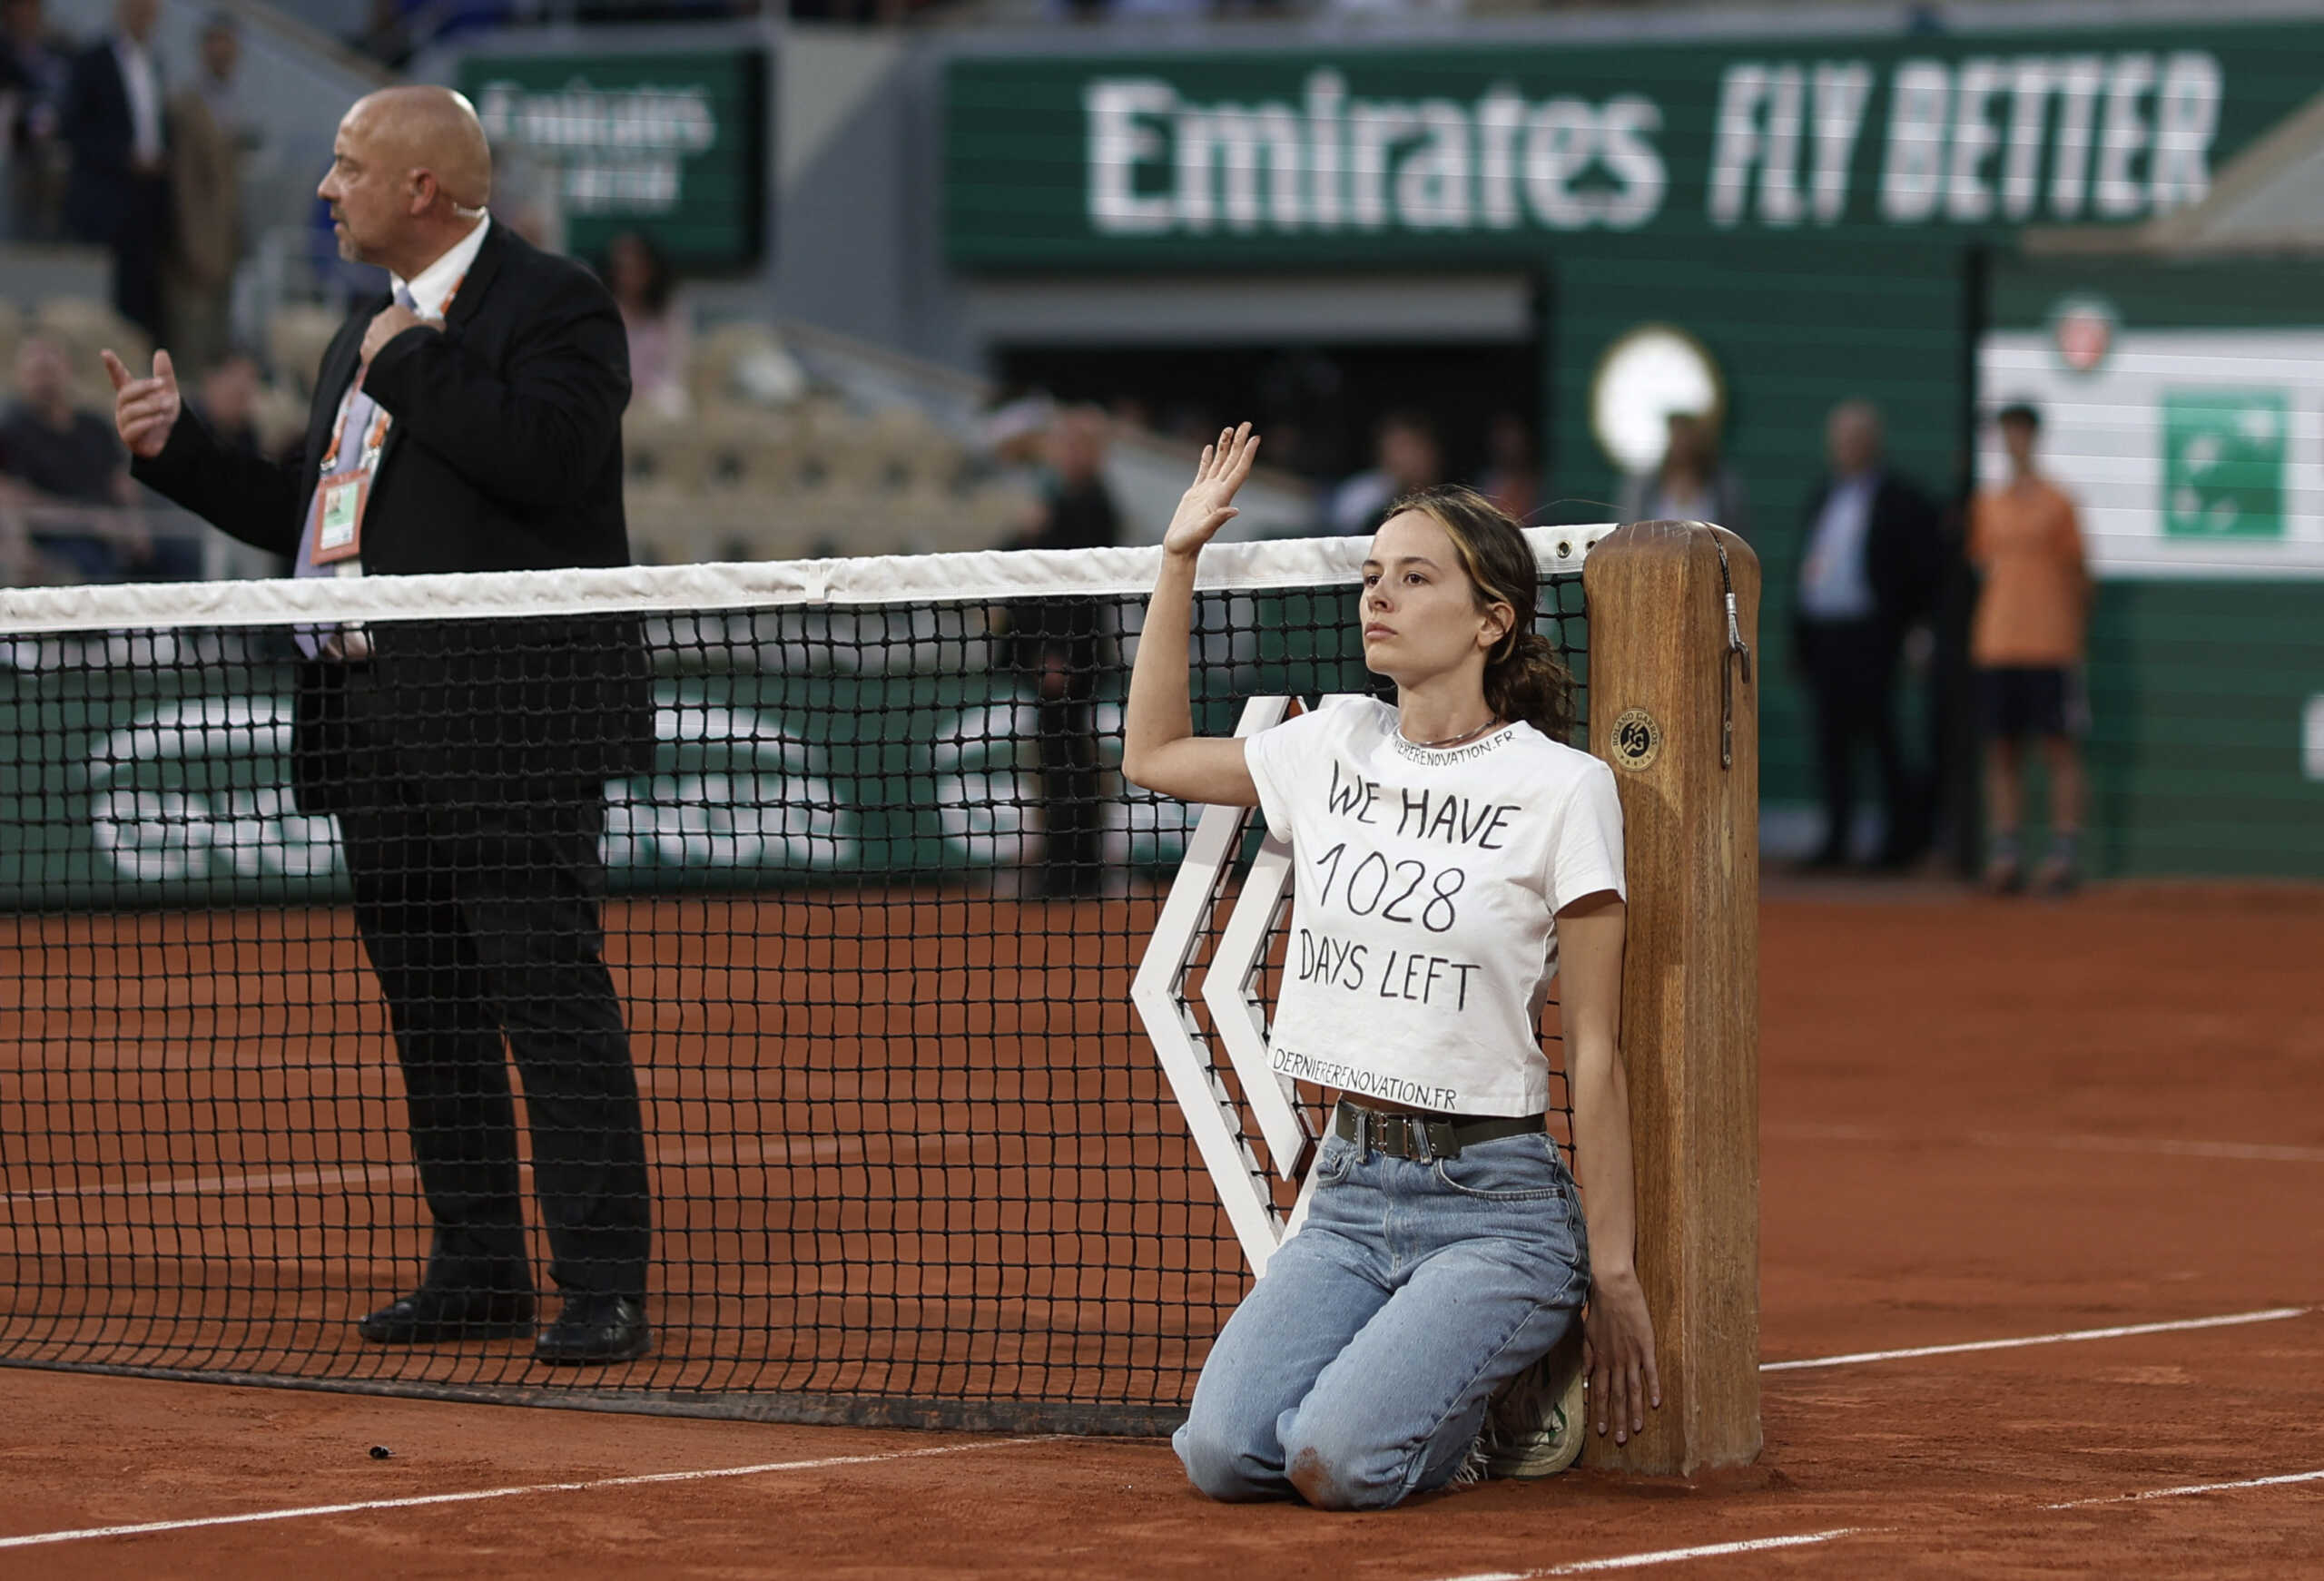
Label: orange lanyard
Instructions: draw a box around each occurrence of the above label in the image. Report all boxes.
[320,270,467,472]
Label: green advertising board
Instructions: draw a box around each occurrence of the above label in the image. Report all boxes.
[0,668,1181,907]
[946,23,2324,265]
[2162,390,2288,540]
[0,593,1384,908]
[1982,259,2324,579]
[459,49,767,270]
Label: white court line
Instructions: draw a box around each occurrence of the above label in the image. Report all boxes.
[3,1162,415,1205]
[1768,1122,2324,1165]
[1,1129,973,1207]
[2046,1467,2324,1509]
[1430,1462,2324,1579]
[29,1120,2316,1205]
[1437,1528,1872,1580]
[1761,1306,2309,1372]
[0,1437,1039,1550]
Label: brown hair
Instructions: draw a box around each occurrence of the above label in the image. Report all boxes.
[1382,484,1576,741]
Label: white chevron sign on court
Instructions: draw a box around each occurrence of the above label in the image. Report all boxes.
[1130,695,1361,1276]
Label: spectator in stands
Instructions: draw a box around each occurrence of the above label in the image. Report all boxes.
[191,9,258,145]
[1617,410,1751,539]
[164,13,249,379]
[1330,408,1442,535]
[350,0,412,70]
[0,0,71,241]
[1792,400,1943,870]
[1474,410,1541,525]
[62,0,172,342]
[0,331,191,580]
[1970,402,2092,896]
[1010,404,1121,899]
[605,230,689,419]
[352,0,513,66]
[188,348,285,577]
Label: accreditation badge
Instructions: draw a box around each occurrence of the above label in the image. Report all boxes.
[311,472,369,565]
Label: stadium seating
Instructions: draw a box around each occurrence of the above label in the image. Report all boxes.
[610,329,1039,565]
[0,291,1042,579]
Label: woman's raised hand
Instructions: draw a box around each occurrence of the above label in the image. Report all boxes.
[1163,423,1260,558]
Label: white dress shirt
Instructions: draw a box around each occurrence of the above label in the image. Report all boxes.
[290,213,493,612]
[392,211,492,320]
[113,36,162,166]
[1798,471,1879,621]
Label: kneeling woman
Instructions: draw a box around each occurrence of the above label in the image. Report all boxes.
[1124,425,1660,1510]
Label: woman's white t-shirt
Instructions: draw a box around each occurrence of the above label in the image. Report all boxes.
[1243,696,1626,1118]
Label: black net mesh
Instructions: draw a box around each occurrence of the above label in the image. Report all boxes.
[0,545,1590,1432]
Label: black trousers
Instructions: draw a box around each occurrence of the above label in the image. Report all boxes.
[110,175,169,343]
[1797,616,1912,863]
[1017,624,1104,896]
[1036,689,1102,890]
[336,783,651,1301]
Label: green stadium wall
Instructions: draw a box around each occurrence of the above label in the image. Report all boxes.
[940,20,2324,878]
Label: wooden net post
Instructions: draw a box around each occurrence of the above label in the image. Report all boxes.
[1580,520,1761,1476]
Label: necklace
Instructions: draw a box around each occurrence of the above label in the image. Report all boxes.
[1401,716,1504,751]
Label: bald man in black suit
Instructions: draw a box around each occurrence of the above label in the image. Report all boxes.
[106,86,655,1366]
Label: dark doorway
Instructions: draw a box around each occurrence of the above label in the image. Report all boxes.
[993,340,1542,516]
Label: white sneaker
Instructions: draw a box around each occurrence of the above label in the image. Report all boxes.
[1473,1326,1587,1480]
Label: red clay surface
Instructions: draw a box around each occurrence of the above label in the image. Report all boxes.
[5,883,2323,1577]
[1,893,1247,1415]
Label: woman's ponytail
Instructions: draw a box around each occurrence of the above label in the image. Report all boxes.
[1484,627,1576,742]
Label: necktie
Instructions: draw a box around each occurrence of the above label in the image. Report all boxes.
[293,288,416,656]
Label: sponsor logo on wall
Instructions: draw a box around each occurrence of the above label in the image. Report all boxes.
[1979,314,2324,577]
[80,689,1196,887]
[2162,390,2288,540]
[1080,51,2222,239]
[2049,294,2119,376]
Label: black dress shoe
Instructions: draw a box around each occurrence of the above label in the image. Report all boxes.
[534,1294,651,1366]
[358,1284,536,1345]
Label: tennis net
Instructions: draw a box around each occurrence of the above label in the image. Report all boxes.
[0,531,1595,1432]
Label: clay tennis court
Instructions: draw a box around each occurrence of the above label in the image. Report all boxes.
[5,881,2320,1576]
[1,888,1248,1420]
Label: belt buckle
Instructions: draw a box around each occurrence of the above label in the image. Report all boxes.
[1375,1111,1413,1162]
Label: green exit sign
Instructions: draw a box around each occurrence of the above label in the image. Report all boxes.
[2163,388,2288,539]
[460,49,767,270]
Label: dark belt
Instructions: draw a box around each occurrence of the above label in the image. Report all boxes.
[1332,1100,1543,1163]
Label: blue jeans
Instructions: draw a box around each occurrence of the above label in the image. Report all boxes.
[1174,1124,1590,1509]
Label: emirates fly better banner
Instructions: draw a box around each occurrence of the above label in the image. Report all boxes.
[945,22,2323,262]
[458,49,766,268]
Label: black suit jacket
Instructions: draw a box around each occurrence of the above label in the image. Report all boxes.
[60,40,157,240]
[133,221,655,811]
[1793,470,1942,648]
